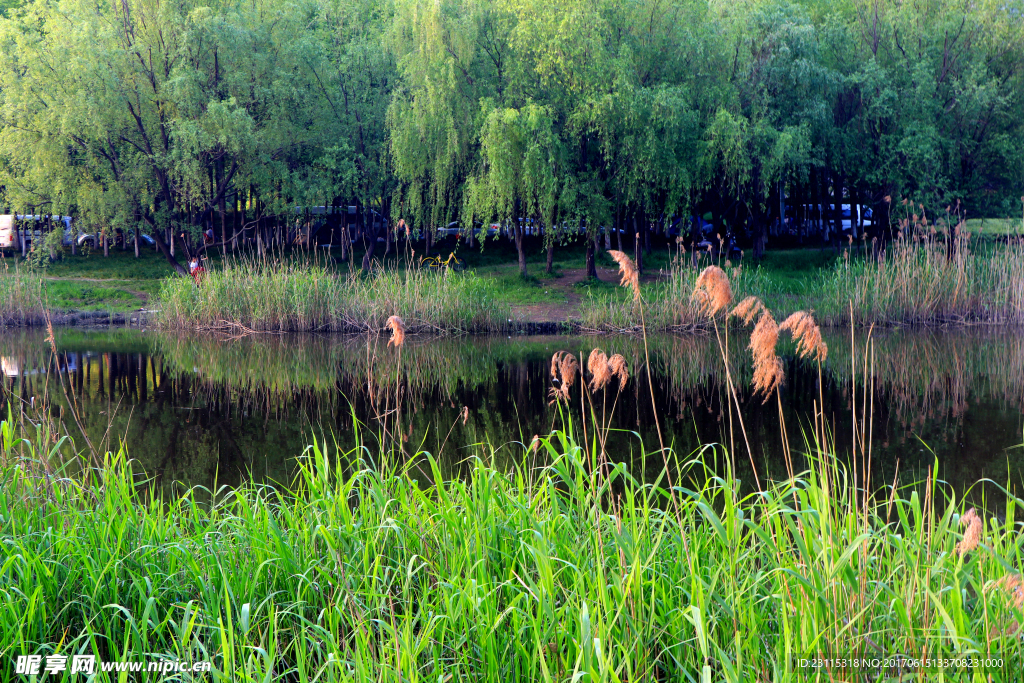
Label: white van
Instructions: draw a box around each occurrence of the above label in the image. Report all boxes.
[0,214,76,250]
[0,215,14,249]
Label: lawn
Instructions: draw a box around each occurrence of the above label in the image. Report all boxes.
[965,217,1023,235]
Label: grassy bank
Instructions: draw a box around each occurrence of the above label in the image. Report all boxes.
[0,264,46,323]
[2,408,1023,681]
[158,261,509,333]
[0,262,156,322]
[584,234,1024,330]
[7,231,1024,331]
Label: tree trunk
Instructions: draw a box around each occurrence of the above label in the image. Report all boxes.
[615,208,623,251]
[362,213,380,272]
[632,212,643,275]
[220,193,228,262]
[642,207,651,257]
[833,169,844,244]
[148,224,188,275]
[585,221,597,279]
[103,229,109,257]
[546,241,554,273]
[514,221,527,277]
[134,227,140,258]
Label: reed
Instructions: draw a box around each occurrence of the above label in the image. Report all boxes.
[583,234,1024,330]
[580,254,776,332]
[157,260,509,334]
[809,232,1024,326]
[2,407,1023,681]
[0,261,47,324]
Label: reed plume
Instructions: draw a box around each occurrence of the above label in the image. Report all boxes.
[608,354,628,390]
[588,349,630,392]
[730,296,766,325]
[549,351,579,403]
[990,574,1024,610]
[692,266,733,317]
[779,311,828,362]
[957,508,982,556]
[730,297,783,400]
[587,349,612,392]
[608,250,641,302]
[386,316,406,347]
[749,311,784,399]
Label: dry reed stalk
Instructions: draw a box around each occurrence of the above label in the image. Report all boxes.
[692,265,733,317]
[693,266,758,490]
[386,316,406,348]
[608,250,641,302]
[957,508,983,556]
[779,311,828,362]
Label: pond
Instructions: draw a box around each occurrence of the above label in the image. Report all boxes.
[2,327,1023,505]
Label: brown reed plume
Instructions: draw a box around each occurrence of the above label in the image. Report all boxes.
[990,574,1024,610]
[587,349,630,393]
[608,354,628,390]
[692,265,733,317]
[608,250,640,302]
[729,297,784,401]
[957,508,982,556]
[750,312,785,400]
[588,349,612,392]
[730,296,767,325]
[386,316,407,347]
[779,311,828,362]
[548,351,579,403]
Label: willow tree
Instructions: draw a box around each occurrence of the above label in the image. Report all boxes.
[464,104,561,277]
[388,0,502,253]
[0,0,341,272]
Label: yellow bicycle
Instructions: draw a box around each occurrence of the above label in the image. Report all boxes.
[420,251,466,272]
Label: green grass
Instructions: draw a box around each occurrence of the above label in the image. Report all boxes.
[41,248,175,280]
[158,259,510,333]
[9,232,1024,327]
[965,217,1024,236]
[2,403,1023,681]
[41,280,146,311]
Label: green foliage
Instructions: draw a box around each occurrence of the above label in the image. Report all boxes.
[2,411,1023,680]
[1,0,1023,273]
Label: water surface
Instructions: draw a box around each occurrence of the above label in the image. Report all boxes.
[3,328,1023,504]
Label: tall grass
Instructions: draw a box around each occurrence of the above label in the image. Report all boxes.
[585,235,1024,330]
[580,256,777,332]
[809,234,1024,326]
[0,261,46,324]
[2,404,1023,681]
[157,260,509,333]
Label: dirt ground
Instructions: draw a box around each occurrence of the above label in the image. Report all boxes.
[509,266,663,323]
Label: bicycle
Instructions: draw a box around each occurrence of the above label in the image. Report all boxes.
[420,252,466,272]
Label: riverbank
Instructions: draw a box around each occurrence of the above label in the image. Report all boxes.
[2,408,1021,680]
[4,233,1024,332]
